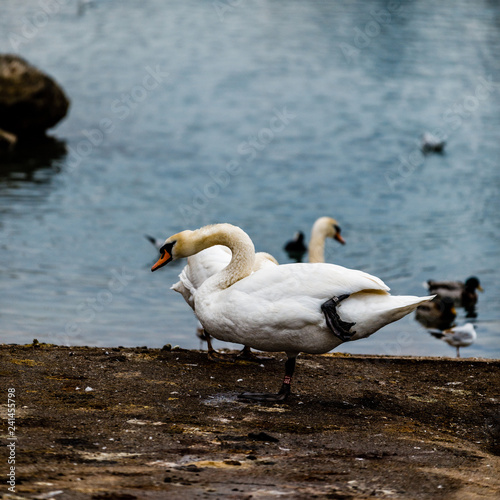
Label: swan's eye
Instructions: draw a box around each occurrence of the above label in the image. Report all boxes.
[159,240,176,256]
[334,225,341,234]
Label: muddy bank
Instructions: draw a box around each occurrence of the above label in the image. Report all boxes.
[1,344,499,499]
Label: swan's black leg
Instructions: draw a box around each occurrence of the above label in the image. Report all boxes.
[238,356,296,402]
[321,295,356,341]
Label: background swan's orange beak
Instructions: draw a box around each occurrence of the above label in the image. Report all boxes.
[334,233,346,245]
[151,251,171,272]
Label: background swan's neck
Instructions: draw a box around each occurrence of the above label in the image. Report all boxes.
[308,224,327,263]
[190,224,255,290]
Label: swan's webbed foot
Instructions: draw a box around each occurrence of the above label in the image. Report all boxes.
[203,331,236,362]
[236,346,272,362]
[322,295,356,341]
[237,357,295,403]
[238,384,290,402]
[207,350,236,362]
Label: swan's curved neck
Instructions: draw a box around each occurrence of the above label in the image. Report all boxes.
[308,223,327,263]
[185,224,255,290]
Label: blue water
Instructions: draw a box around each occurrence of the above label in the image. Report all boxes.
[1,0,499,358]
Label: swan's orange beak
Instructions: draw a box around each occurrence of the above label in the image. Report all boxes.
[334,233,346,245]
[151,250,172,272]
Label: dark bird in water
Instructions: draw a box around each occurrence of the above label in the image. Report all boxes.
[421,132,446,154]
[145,234,164,251]
[426,276,483,317]
[415,296,456,330]
[283,231,307,262]
[428,323,477,358]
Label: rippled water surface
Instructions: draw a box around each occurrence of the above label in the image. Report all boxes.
[1,0,499,358]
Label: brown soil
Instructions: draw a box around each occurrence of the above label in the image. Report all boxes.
[1,343,499,499]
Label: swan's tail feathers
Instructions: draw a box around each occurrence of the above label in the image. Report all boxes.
[339,293,436,339]
[386,294,436,321]
[399,294,435,309]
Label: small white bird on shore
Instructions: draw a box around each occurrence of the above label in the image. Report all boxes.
[428,323,477,358]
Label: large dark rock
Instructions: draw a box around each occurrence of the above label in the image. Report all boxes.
[0,54,70,137]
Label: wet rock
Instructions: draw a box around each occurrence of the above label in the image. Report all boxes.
[0,128,17,152]
[91,494,137,500]
[248,431,279,442]
[176,464,204,473]
[0,54,69,138]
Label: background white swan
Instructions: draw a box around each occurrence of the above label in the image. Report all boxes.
[307,216,345,263]
[151,223,433,401]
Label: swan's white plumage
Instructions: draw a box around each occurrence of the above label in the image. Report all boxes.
[194,261,431,355]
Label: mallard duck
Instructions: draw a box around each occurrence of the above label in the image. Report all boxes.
[415,296,456,330]
[429,323,477,358]
[427,276,483,316]
[151,223,433,401]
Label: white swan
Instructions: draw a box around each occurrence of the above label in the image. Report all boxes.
[151,224,433,401]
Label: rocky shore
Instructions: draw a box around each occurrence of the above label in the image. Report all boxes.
[1,344,499,499]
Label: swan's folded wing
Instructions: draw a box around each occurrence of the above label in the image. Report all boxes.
[228,262,390,302]
[185,246,232,289]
